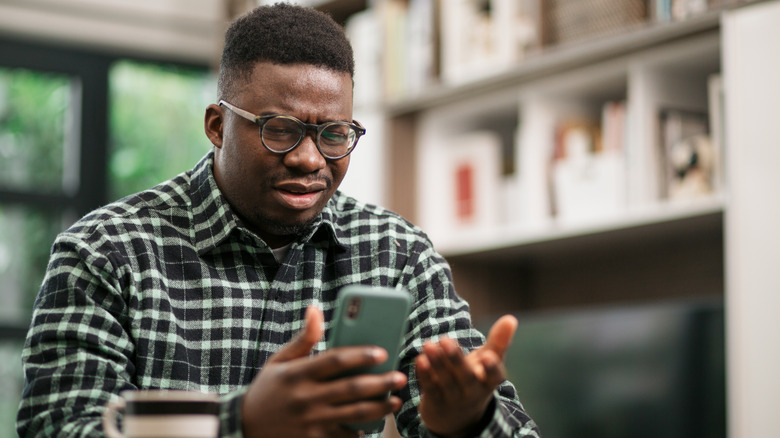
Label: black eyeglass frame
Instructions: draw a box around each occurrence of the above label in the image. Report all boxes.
[218,100,366,160]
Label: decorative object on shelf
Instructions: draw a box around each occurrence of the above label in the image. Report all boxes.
[668,133,715,198]
[658,109,714,200]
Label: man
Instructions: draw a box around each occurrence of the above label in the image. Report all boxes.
[18,4,540,437]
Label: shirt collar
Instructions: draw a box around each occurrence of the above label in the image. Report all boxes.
[299,196,348,251]
[189,150,348,255]
[190,151,241,255]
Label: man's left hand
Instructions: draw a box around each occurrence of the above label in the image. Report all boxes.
[415,315,518,438]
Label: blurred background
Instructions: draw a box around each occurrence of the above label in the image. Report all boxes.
[1,0,779,437]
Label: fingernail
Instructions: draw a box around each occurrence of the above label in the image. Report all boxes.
[372,347,387,361]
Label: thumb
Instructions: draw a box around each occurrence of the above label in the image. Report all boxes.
[483,314,518,360]
[269,304,324,363]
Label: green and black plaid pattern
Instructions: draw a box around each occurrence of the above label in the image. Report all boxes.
[17,151,539,438]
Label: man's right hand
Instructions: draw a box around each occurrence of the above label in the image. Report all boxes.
[241,305,407,438]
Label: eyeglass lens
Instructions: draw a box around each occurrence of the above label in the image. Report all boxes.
[262,116,356,158]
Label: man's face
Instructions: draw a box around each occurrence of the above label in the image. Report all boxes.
[205,62,353,248]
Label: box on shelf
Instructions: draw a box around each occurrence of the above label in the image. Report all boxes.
[541,0,648,46]
[550,117,628,224]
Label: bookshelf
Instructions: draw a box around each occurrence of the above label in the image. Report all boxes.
[345,1,727,317]
[401,22,728,319]
[325,0,780,437]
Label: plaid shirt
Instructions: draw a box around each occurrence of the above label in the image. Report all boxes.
[18,151,540,438]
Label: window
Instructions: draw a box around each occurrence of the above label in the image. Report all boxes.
[0,37,212,436]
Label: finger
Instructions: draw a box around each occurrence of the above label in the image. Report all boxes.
[270,304,324,363]
[419,341,465,400]
[310,371,407,405]
[483,315,518,360]
[436,337,477,387]
[304,345,388,381]
[479,350,508,388]
[307,424,362,438]
[421,342,455,386]
[307,395,403,425]
[415,354,444,398]
[429,337,476,380]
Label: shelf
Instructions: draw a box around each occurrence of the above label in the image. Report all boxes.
[385,10,722,116]
[309,0,368,25]
[438,195,725,261]
[445,196,725,316]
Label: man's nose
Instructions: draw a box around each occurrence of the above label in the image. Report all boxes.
[283,133,327,172]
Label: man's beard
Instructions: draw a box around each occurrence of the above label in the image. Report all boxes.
[250,211,319,240]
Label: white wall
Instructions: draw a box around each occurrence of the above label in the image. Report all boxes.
[723,1,780,437]
[338,108,387,208]
[0,0,226,63]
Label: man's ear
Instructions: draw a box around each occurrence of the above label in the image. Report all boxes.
[204,103,224,148]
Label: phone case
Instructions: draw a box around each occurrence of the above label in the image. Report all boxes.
[327,285,412,431]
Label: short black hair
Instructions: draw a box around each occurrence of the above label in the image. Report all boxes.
[218,2,354,100]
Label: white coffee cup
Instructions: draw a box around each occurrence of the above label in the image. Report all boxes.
[102,390,219,438]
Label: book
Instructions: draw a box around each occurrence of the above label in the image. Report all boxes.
[440,0,540,85]
[601,100,627,154]
[654,0,673,22]
[405,0,437,96]
[707,73,725,193]
[444,131,502,232]
[514,99,557,228]
[377,0,411,100]
[671,0,710,20]
[346,9,383,108]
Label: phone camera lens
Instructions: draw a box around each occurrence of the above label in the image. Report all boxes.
[346,297,361,320]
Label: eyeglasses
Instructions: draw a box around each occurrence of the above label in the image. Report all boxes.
[219,100,366,160]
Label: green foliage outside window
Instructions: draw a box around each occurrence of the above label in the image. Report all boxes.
[109,60,215,199]
[0,68,70,192]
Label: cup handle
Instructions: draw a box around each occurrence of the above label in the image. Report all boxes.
[102,396,126,438]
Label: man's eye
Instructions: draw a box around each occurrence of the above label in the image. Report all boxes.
[268,127,296,135]
[322,131,348,142]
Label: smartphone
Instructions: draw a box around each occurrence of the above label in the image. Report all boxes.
[327,285,412,431]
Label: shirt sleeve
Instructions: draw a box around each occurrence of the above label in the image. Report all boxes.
[392,238,541,438]
[16,230,243,437]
